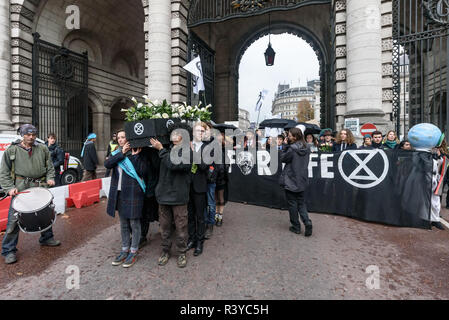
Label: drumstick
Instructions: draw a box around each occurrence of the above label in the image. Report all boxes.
[16,191,30,195]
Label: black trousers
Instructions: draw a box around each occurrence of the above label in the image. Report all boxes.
[285,190,312,230]
[188,188,207,244]
[140,196,159,240]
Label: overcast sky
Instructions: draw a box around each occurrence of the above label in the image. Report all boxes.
[239,33,320,123]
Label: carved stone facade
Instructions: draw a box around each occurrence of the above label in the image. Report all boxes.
[0,0,396,148]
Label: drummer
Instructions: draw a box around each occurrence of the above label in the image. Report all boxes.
[0,124,60,265]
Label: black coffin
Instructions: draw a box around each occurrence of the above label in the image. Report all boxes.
[125,118,181,148]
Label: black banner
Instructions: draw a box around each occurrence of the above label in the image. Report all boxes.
[228,149,433,229]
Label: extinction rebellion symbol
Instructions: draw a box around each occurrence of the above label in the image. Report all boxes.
[166,120,174,129]
[337,149,389,189]
[134,123,144,136]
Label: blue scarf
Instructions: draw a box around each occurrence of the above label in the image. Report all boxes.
[81,140,93,158]
[112,149,146,193]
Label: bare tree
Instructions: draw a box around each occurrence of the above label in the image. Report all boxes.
[297,99,314,122]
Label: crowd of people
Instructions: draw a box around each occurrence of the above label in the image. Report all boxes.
[103,122,231,268]
[1,122,448,267]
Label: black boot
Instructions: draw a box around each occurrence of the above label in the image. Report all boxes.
[304,224,313,237]
[431,222,445,230]
[193,242,203,256]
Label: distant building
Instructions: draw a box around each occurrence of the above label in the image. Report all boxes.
[238,108,251,130]
[271,83,318,121]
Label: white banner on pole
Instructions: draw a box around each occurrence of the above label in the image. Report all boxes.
[183,56,205,94]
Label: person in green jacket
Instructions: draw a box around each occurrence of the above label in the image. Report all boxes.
[0,124,61,265]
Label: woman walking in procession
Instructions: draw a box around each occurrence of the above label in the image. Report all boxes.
[215,132,232,227]
[279,128,313,237]
[105,130,147,268]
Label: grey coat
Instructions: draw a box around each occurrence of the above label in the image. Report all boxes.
[279,141,311,193]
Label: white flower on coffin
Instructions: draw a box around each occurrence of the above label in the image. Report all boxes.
[187,106,192,111]
[131,97,137,104]
[154,113,162,118]
[153,99,160,106]
[162,113,169,119]
[179,106,186,113]
[121,109,129,112]
[206,104,212,109]
[142,95,151,103]
[137,103,143,109]
[172,113,180,118]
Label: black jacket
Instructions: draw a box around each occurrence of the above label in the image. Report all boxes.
[82,142,98,171]
[332,143,357,152]
[46,142,65,169]
[105,151,148,219]
[141,147,160,198]
[155,147,192,206]
[279,142,310,193]
[191,142,208,193]
[215,147,229,187]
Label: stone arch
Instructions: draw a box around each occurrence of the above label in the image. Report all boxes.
[233,22,329,127]
[9,0,149,128]
[63,30,103,64]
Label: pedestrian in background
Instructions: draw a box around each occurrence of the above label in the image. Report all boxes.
[399,139,412,151]
[318,128,333,152]
[332,129,357,152]
[45,133,65,186]
[279,128,313,237]
[383,130,400,150]
[105,130,147,268]
[81,133,98,181]
[215,131,231,227]
[359,134,373,149]
[371,131,384,149]
[151,123,192,268]
[105,132,118,177]
[204,122,217,240]
[305,133,318,152]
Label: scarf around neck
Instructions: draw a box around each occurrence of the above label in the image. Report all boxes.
[384,140,397,149]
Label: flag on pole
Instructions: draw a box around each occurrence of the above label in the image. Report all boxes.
[183,56,205,95]
[255,89,268,112]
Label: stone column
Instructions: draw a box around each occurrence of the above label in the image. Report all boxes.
[0,1,14,132]
[146,0,172,103]
[345,0,384,123]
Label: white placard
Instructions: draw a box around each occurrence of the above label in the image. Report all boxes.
[345,118,360,137]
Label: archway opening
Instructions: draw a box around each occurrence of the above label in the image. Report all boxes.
[238,33,320,128]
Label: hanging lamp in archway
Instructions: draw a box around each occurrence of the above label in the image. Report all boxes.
[264,14,275,66]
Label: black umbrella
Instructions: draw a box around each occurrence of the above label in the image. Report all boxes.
[259,119,296,129]
[296,122,321,135]
[212,123,238,132]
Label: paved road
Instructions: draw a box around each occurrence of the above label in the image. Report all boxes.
[1,200,449,300]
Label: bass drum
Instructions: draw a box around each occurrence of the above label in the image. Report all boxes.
[12,187,56,233]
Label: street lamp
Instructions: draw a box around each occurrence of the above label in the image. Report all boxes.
[264,14,275,66]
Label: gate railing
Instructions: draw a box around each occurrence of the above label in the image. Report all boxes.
[32,33,89,158]
[392,0,449,137]
[188,0,331,27]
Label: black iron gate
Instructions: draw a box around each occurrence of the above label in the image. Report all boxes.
[32,33,89,158]
[187,32,215,120]
[393,0,449,137]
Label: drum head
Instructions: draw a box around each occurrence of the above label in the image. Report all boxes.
[12,187,53,213]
